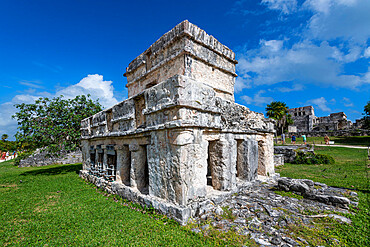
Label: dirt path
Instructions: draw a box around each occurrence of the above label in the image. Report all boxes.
[314,144,369,149]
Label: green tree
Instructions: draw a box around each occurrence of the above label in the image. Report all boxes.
[12,94,102,153]
[362,101,370,129]
[265,101,293,135]
[1,134,8,141]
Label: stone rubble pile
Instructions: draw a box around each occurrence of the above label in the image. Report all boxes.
[277,177,357,209]
[191,177,358,246]
[18,148,82,167]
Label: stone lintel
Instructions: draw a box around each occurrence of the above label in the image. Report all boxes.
[125,50,238,89]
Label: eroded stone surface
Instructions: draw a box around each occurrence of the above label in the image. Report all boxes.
[190,177,357,246]
[18,148,82,167]
[80,20,275,224]
[277,177,354,209]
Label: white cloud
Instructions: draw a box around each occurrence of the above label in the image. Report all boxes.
[364,47,370,58]
[364,67,370,83]
[306,97,332,111]
[260,39,284,52]
[0,74,119,139]
[241,90,273,106]
[234,76,251,93]
[236,0,370,92]
[261,0,298,14]
[0,94,41,140]
[19,80,44,89]
[342,97,354,107]
[237,40,367,89]
[275,83,304,92]
[56,74,118,108]
[303,0,333,14]
[304,0,370,43]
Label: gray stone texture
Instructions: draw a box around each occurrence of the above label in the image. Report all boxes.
[18,148,82,167]
[80,20,275,224]
[189,177,356,246]
[277,177,353,208]
[237,139,258,181]
[274,145,314,163]
[274,154,284,167]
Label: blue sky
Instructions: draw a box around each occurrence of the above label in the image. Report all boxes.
[1,0,369,140]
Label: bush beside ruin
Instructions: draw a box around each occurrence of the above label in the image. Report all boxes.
[292,151,335,165]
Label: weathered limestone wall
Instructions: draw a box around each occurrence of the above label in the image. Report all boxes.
[81,75,274,141]
[256,134,274,176]
[236,138,258,181]
[80,20,276,224]
[124,20,237,101]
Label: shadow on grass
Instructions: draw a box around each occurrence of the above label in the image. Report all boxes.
[20,163,82,176]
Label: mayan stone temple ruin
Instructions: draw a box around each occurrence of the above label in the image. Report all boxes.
[79,20,275,224]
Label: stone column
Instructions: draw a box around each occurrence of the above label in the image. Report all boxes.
[81,140,90,170]
[257,134,274,176]
[129,144,149,194]
[237,139,258,181]
[116,145,131,185]
[103,146,108,178]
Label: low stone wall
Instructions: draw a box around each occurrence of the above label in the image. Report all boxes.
[273,145,314,163]
[18,148,82,167]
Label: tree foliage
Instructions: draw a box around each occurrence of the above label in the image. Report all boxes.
[1,134,8,141]
[12,95,102,153]
[362,101,370,129]
[265,101,293,135]
[0,140,18,152]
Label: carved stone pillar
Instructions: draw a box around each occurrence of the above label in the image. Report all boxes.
[237,139,258,181]
[129,144,149,194]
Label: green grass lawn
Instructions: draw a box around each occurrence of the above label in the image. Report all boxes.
[0,161,230,246]
[276,146,370,246]
[281,135,370,146]
[1,146,369,246]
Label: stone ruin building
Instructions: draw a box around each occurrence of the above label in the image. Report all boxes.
[79,20,275,224]
[288,106,353,133]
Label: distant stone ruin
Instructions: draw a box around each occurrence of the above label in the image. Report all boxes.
[79,20,275,224]
[287,106,367,136]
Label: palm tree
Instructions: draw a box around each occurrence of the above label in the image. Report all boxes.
[363,101,370,129]
[265,101,293,135]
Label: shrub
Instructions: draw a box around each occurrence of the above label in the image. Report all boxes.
[13,151,33,166]
[292,151,335,165]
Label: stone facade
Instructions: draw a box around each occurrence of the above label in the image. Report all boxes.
[79,20,275,224]
[288,106,353,133]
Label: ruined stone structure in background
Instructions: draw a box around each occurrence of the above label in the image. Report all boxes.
[79,20,275,224]
[288,106,353,133]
